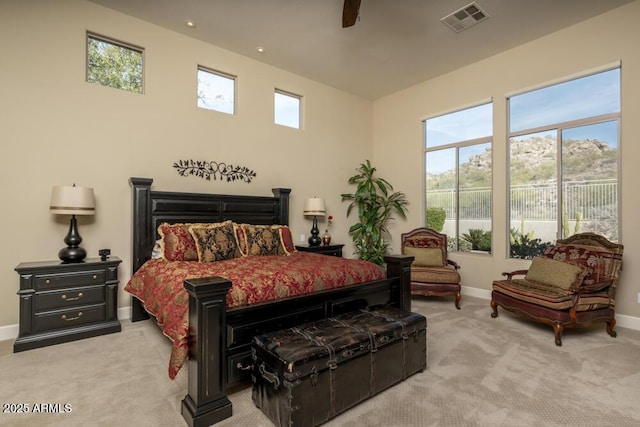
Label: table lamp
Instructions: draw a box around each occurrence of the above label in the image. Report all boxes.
[50,184,96,263]
[303,197,325,246]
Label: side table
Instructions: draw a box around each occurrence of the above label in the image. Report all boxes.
[295,244,344,257]
[14,256,122,352]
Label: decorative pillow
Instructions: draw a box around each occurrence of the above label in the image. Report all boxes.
[277,226,296,254]
[239,224,288,256]
[189,221,243,262]
[403,246,444,267]
[233,223,248,256]
[525,256,588,291]
[544,245,611,285]
[158,223,203,261]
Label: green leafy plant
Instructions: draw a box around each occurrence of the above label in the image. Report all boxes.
[426,207,446,232]
[509,228,552,259]
[341,160,409,266]
[461,229,491,252]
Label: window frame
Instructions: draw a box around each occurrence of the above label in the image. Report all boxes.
[86,32,144,94]
[506,66,621,258]
[196,65,237,115]
[423,101,493,253]
[274,89,302,129]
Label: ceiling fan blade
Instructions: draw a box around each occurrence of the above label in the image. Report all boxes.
[342,0,361,28]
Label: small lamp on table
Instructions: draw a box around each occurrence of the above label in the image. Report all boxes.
[303,197,325,246]
[50,184,96,263]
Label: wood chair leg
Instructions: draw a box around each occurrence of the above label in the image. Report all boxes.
[454,293,461,310]
[490,299,499,318]
[606,317,617,338]
[553,323,563,346]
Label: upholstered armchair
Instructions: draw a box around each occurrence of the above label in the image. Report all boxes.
[491,232,623,346]
[401,227,461,309]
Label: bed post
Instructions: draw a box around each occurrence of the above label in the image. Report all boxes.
[272,188,291,225]
[182,277,234,427]
[384,255,414,311]
[129,177,154,321]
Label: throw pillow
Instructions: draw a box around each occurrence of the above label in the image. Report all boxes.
[403,246,444,267]
[189,221,243,262]
[525,256,588,291]
[240,224,288,256]
[158,223,202,261]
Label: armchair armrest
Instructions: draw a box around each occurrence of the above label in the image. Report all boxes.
[501,269,528,280]
[447,259,461,270]
[575,279,614,294]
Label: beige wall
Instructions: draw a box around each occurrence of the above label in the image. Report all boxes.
[373,1,640,320]
[0,0,373,328]
[2,0,639,332]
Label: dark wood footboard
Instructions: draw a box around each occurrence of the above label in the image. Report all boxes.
[180,256,413,427]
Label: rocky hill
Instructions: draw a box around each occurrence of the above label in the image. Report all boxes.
[428,135,617,187]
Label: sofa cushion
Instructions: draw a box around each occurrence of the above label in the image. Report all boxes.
[404,246,444,267]
[411,265,460,284]
[492,279,611,311]
[525,256,588,291]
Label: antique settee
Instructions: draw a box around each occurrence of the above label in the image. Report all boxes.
[491,232,623,346]
[401,227,462,309]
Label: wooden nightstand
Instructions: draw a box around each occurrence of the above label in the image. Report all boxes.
[14,257,122,352]
[295,244,344,257]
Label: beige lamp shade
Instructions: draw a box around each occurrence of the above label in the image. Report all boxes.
[50,185,96,215]
[303,197,326,217]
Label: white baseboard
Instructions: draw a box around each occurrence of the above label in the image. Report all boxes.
[0,324,18,342]
[2,297,639,341]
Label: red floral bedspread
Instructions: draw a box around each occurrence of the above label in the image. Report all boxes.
[124,252,385,378]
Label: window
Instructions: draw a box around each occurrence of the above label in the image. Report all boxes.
[424,103,493,253]
[197,66,236,114]
[86,33,143,94]
[274,90,301,129]
[508,67,620,259]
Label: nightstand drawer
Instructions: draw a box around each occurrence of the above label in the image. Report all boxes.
[34,304,106,333]
[35,270,105,290]
[34,286,105,312]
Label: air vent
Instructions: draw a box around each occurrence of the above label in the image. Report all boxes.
[441,2,489,33]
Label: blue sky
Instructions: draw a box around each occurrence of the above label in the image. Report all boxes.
[425,68,620,175]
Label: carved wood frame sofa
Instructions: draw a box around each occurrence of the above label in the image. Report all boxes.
[401,227,462,309]
[491,232,623,346]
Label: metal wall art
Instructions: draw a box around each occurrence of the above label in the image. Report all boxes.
[173,160,257,183]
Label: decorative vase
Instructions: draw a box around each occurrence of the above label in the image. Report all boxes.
[322,230,332,246]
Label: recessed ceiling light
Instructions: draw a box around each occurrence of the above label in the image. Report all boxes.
[256,46,265,53]
[185,19,196,28]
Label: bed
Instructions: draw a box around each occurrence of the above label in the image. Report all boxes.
[127,177,414,427]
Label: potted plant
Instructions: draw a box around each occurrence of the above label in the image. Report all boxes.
[341,160,409,265]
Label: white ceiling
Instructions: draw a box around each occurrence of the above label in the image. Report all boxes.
[89,0,634,100]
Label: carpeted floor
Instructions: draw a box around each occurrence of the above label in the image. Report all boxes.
[1,296,639,426]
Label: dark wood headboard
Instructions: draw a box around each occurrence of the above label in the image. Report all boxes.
[129,177,291,274]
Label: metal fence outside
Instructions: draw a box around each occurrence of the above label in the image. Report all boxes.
[427,179,617,221]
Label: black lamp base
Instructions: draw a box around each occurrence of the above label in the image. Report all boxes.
[59,246,87,263]
[59,215,87,263]
[308,216,322,246]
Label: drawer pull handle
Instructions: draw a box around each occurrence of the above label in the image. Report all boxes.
[236,362,252,371]
[61,312,83,322]
[92,275,97,280]
[61,292,83,302]
[45,279,51,284]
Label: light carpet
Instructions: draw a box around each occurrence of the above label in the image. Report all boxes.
[1,296,639,427]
